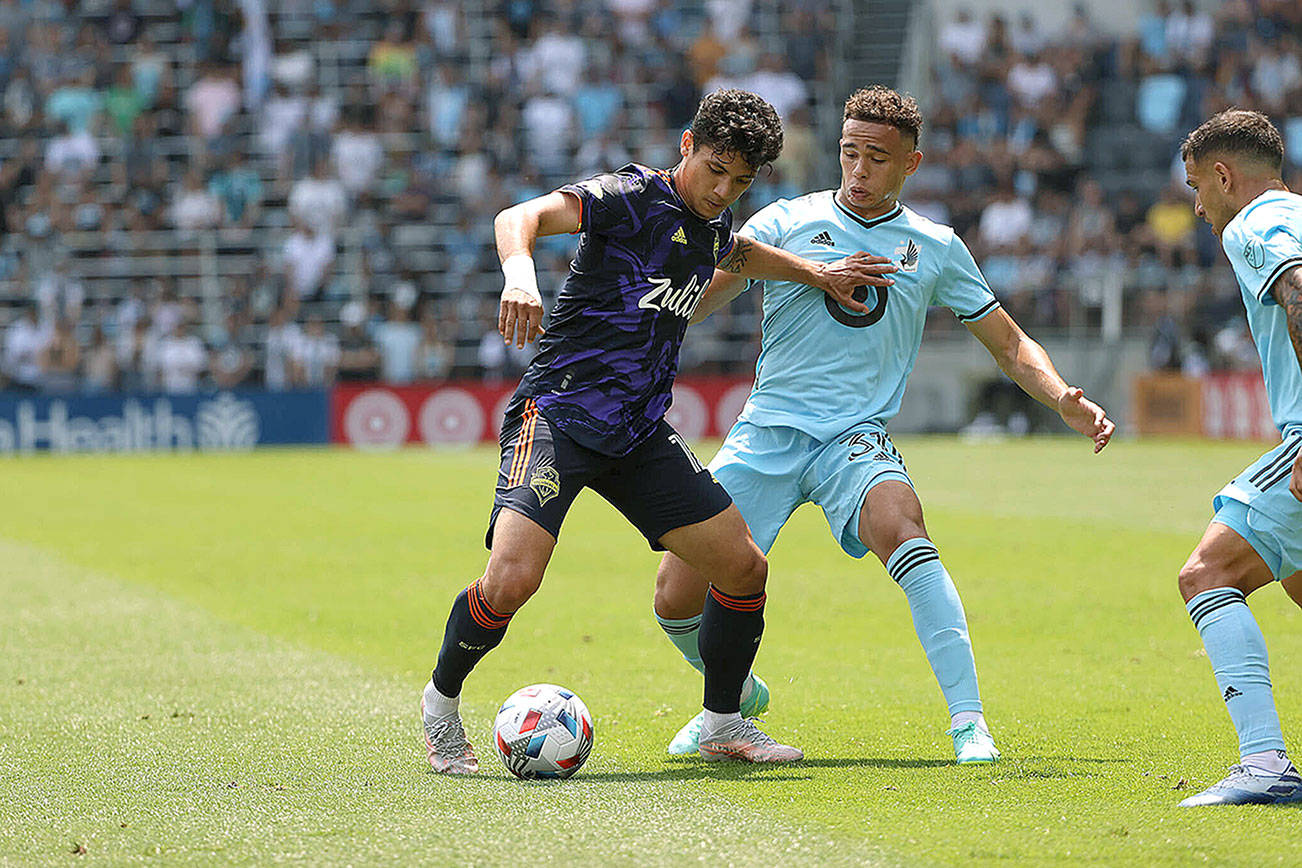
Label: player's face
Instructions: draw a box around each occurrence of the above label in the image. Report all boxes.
[837,119,921,218]
[1184,155,1234,236]
[675,131,758,219]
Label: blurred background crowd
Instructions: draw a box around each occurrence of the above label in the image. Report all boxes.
[1,0,1300,395]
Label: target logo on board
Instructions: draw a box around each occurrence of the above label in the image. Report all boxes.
[419,388,486,447]
[344,389,410,450]
[665,385,708,439]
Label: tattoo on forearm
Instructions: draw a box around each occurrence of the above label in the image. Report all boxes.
[1275,267,1302,368]
[718,237,752,273]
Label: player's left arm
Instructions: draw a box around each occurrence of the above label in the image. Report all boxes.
[966,308,1116,453]
[718,236,897,316]
[1270,264,1302,501]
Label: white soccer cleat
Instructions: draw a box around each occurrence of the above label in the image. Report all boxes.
[948,721,1001,764]
[1178,763,1302,807]
[698,715,802,763]
[669,675,771,755]
[422,698,479,774]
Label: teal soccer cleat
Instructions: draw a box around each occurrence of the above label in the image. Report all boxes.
[1179,763,1302,806]
[948,721,1001,764]
[667,674,771,755]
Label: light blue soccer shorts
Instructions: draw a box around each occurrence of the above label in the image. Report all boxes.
[708,418,912,558]
[1210,426,1302,582]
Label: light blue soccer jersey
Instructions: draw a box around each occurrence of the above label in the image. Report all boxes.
[1220,189,1302,433]
[736,191,999,439]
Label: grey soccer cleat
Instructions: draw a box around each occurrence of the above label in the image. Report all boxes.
[422,698,479,774]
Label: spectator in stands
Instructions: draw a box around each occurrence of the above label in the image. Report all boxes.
[131,33,172,107]
[288,157,347,236]
[417,304,453,381]
[331,109,383,202]
[282,218,336,302]
[337,300,380,382]
[45,124,101,187]
[525,16,586,98]
[46,68,103,135]
[1146,184,1197,265]
[374,297,420,384]
[272,35,315,92]
[263,305,302,391]
[156,319,207,394]
[101,0,142,46]
[35,257,85,327]
[116,315,156,392]
[82,323,118,393]
[170,168,223,238]
[3,305,51,393]
[939,7,987,68]
[209,309,256,389]
[40,317,80,393]
[368,20,417,94]
[185,61,241,156]
[105,64,147,138]
[209,152,264,232]
[292,315,340,388]
[978,183,1033,251]
[1007,50,1058,110]
[745,52,808,122]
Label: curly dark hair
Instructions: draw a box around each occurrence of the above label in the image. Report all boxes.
[689,89,783,171]
[843,86,923,147]
[1181,109,1283,173]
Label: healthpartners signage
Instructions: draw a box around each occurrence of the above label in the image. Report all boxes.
[0,390,328,454]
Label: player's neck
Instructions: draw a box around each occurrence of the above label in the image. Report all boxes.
[1235,178,1289,212]
[669,162,713,221]
[835,189,899,220]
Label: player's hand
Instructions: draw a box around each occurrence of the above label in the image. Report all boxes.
[1057,386,1115,453]
[1290,449,1302,502]
[817,252,896,314]
[499,287,545,349]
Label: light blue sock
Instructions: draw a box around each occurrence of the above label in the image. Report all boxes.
[887,537,982,716]
[655,611,756,699]
[655,613,705,675]
[1187,588,1286,757]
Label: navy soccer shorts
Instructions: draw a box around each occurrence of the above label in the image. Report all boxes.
[486,397,732,551]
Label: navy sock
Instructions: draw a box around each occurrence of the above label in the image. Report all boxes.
[432,579,512,698]
[698,585,765,714]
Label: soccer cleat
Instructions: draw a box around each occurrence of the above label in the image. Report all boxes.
[698,715,802,763]
[1178,763,1302,807]
[668,675,771,755]
[421,699,479,774]
[948,721,1001,764]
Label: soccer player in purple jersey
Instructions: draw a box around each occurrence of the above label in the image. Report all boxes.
[421,89,899,772]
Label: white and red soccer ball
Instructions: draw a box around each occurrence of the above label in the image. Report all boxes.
[493,684,594,780]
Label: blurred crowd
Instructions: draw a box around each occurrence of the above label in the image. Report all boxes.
[921,0,1302,376]
[1,0,1300,395]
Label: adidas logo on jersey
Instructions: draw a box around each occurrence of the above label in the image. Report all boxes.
[810,231,835,246]
[672,226,688,245]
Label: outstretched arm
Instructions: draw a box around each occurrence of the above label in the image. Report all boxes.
[493,191,583,348]
[717,236,896,315]
[966,307,1115,452]
[1270,265,1302,501]
[690,269,749,325]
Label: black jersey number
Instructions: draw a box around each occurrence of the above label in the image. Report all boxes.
[824,285,888,328]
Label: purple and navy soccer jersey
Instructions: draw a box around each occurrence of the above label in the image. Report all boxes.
[513,163,735,456]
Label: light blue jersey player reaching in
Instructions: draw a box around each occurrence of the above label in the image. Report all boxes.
[1176,109,1302,807]
[652,86,1115,764]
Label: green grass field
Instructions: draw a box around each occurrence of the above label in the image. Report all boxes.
[3,437,1300,866]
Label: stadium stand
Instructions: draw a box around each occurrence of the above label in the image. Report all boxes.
[0,0,1300,394]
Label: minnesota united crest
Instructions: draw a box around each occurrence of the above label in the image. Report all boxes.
[530,462,561,506]
[894,238,920,273]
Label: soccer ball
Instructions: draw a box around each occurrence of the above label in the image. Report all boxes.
[493,683,594,780]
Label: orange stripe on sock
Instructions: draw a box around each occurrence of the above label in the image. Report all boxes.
[709,585,766,612]
[467,581,510,630]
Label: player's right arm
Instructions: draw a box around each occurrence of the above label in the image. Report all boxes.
[1270,264,1302,501]
[493,191,583,349]
[689,270,748,325]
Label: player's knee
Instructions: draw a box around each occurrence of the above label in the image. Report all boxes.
[718,548,767,596]
[1177,555,1223,602]
[480,559,543,613]
[875,526,930,564]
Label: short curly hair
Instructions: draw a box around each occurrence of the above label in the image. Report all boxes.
[843,86,923,147]
[689,89,784,172]
[1181,109,1283,173]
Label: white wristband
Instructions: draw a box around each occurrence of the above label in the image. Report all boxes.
[501,254,541,303]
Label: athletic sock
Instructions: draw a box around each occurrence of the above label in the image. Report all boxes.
[950,711,989,734]
[1187,588,1286,756]
[423,679,459,720]
[655,611,757,701]
[702,709,742,734]
[1242,749,1293,775]
[431,578,512,699]
[698,585,765,714]
[887,538,982,717]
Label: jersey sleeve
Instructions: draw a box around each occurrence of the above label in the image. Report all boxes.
[736,199,791,247]
[1223,210,1302,306]
[934,232,1000,322]
[556,168,645,239]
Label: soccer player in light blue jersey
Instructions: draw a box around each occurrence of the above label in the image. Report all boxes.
[1175,109,1302,807]
[653,86,1115,764]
